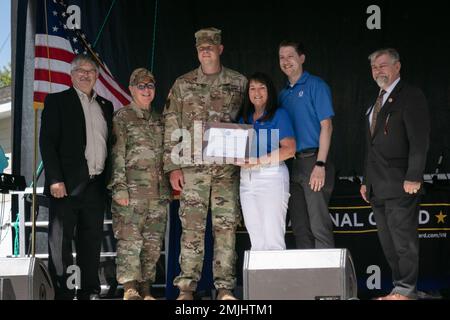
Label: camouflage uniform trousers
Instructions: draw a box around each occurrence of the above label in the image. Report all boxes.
[174,165,240,291]
[112,198,167,284]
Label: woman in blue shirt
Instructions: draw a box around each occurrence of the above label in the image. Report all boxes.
[238,72,296,250]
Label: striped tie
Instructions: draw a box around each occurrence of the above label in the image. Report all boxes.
[370,89,387,136]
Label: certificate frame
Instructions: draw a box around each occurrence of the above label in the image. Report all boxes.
[202,122,254,165]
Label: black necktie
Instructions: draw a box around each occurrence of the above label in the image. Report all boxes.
[370,89,387,136]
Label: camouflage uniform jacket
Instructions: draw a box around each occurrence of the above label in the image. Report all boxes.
[108,102,170,202]
[163,66,247,173]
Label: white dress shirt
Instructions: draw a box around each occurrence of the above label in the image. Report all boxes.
[74,87,108,175]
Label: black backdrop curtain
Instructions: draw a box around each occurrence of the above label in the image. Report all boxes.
[65,0,450,177]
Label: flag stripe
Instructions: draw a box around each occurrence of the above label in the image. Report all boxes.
[34,80,71,95]
[35,34,72,52]
[97,75,130,106]
[34,92,49,104]
[95,82,124,110]
[35,57,71,74]
[35,45,74,63]
[98,68,131,101]
[34,68,72,85]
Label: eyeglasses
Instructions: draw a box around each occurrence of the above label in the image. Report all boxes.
[74,68,97,75]
[136,83,155,90]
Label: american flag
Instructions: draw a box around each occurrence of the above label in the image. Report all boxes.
[34,0,131,110]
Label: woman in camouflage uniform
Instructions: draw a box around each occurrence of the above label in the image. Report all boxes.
[108,68,170,300]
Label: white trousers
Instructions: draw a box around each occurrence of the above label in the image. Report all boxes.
[239,162,290,251]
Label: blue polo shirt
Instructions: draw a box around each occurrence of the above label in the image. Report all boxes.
[240,108,295,157]
[279,71,334,152]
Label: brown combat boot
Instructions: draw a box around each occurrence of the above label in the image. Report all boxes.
[139,281,156,300]
[216,289,237,300]
[176,290,194,300]
[123,281,142,300]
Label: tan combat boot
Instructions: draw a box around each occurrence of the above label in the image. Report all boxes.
[123,281,142,300]
[139,281,156,300]
[216,289,237,300]
[176,290,194,300]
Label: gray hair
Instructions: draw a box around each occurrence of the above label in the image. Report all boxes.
[71,54,99,72]
[368,48,400,64]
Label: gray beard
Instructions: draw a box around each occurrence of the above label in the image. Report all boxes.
[376,76,388,88]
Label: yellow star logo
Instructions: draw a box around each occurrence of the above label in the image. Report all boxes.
[435,211,447,224]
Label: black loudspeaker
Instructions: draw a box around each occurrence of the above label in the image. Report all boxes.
[243,249,358,300]
[0,278,16,300]
[0,257,54,300]
[0,173,26,193]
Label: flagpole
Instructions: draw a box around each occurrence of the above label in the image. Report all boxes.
[75,30,107,71]
[32,106,38,259]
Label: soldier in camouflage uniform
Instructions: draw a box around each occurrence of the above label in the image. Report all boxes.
[108,68,170,300]
[163,27,247,300]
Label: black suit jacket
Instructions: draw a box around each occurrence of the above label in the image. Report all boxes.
[363,80,430,199]
[39,87,114,196]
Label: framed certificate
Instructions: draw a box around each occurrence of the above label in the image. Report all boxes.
[203,122,254,164]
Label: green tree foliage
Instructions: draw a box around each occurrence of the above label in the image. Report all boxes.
[0,63,11,88]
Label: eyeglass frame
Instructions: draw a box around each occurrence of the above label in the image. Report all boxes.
[135,82,156,90]
[73,68,98,76]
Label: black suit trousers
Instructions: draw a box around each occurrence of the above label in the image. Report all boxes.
[370,193,420,298]
[48,178,106,300]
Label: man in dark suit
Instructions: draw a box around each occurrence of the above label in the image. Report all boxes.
[360,48,430,300]
[39,54,113,300]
